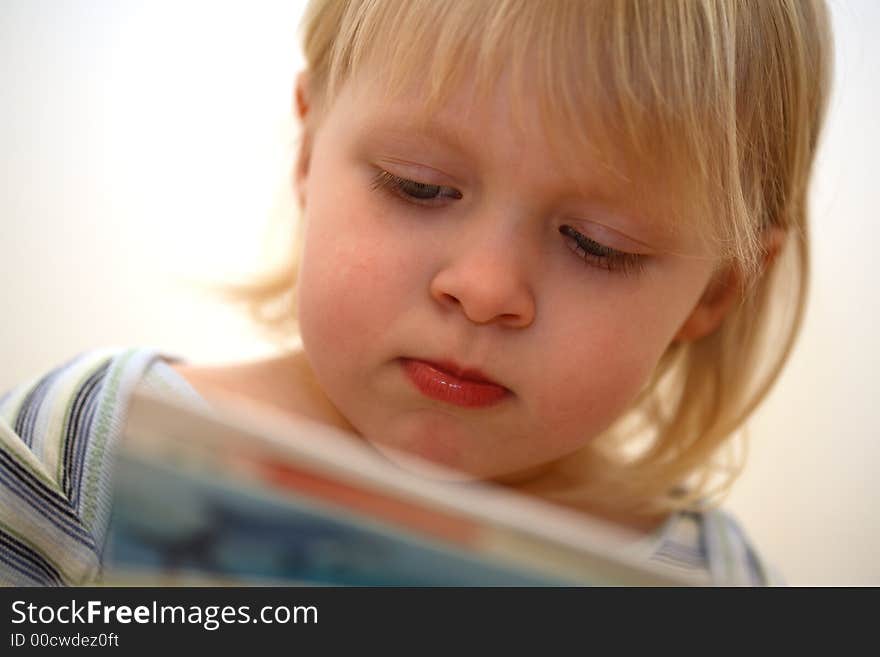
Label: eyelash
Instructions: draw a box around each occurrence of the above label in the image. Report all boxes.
[558,225,646,277]
[370,169,462,204]
[369,169,646,277]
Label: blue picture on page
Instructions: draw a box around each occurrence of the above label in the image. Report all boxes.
[103,453,566,586]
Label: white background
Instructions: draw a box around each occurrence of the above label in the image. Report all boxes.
[1,0,877,584]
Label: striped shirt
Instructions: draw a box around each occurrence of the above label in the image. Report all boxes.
[0,347,778,586]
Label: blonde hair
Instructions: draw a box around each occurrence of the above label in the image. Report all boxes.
[223,0,832,518]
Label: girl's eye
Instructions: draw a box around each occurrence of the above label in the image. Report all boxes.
[370,169,462,205]
[559,225,646,277]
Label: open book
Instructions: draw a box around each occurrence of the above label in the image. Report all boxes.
[102,388,699,586]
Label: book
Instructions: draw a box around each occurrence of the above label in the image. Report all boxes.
[102,388,700,586]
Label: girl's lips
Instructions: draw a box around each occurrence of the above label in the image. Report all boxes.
[401,358,510,408]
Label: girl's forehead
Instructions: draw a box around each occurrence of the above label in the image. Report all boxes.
[332,71,701,254]
[341,68,630,185]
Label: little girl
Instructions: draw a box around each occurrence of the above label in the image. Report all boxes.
[0,0,831,586]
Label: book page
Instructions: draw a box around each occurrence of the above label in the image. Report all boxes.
[103,388,701,586]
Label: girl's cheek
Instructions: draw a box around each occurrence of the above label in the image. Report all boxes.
[531,323,659,442]
[300,260,374,350]
[299,220,412,348]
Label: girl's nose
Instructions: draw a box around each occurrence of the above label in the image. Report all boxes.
[428,231,536,329]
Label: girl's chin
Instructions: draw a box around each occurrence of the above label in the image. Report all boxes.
[372,443,476,482]
[366,440,491,483]
[366,439,555,489]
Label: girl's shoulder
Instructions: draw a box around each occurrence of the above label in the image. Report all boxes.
[0,346,190,585]
[639,507,781,586]
[1,347,196,433]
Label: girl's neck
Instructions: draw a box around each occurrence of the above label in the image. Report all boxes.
[170,346,357,434]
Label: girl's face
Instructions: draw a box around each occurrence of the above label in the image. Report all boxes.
[295,71,723,482]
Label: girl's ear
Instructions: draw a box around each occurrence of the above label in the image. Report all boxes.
[673,263,742,343]
[674,226,786,343]
[294,71,313,209]
[294,70,310,121]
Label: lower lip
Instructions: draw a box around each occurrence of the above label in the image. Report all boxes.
[402,359,509,408]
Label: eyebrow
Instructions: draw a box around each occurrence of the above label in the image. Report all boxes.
[359,117,476,159]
